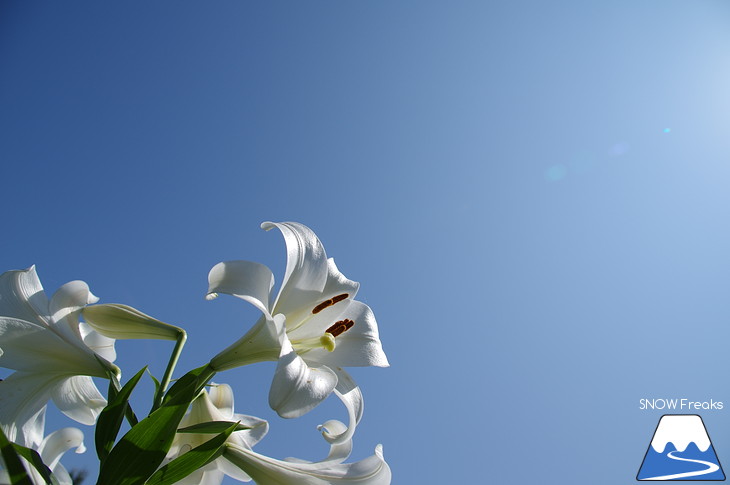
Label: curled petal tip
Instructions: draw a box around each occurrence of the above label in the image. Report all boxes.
[206,292,219,301]
[317,419,348,438]
[375,444,385,458]
[260,221,275,231]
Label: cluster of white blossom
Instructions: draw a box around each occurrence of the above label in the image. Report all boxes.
[0,222,391,485]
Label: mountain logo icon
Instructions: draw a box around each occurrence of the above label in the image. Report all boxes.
[637,414,725,481]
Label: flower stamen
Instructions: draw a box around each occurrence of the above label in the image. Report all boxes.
[292,333,337,353]
[326,319,355,337]
[312,293,349,314]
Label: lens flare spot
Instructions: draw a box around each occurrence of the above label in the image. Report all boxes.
[545,164,568,182]
[610,142,630,156]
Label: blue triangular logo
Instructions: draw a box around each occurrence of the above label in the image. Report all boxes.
[638,415,725,481]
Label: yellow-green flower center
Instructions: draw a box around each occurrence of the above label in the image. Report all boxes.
[289,295,357,354]
[292,333,337,353]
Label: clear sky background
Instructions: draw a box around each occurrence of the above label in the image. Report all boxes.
[2,1,730,483]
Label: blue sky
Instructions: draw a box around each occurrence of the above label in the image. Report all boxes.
[2,1,730,483]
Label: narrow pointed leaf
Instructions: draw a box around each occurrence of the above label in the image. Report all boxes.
[106,373,120,406]
[96,367,146,463]
[177,421,251,434]
[147,369,161,402]
[11,444,60,485]
[105,371,140,429]
[145,422,239,485]
[0,426,33,485]
[97,365,213,485]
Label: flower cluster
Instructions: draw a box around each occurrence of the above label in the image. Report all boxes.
[0,222,391,484]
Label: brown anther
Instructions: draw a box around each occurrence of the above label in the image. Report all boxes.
[312,293,349,314]
[327,325,347,337]
[326,318,355,337]
[312,300,332,314]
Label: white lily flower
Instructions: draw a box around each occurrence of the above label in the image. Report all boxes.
[0,266,118,444]
[164,383,268,485]
[222,420,391,485]
[207,222,388,443]
[0,406,86,485]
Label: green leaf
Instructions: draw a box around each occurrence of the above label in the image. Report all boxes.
[177,421,251,434]
[96,354,122,388]
[145,422,239,485]
[147,369,161,402]
[0,426,33,485]
[96,364,215,485]
[96,367,147,463]
[107,372,120,403]
[11,444,60,485]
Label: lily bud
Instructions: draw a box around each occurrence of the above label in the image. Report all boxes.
[83,303,184,341]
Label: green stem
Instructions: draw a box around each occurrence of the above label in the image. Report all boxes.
[152,330,188,411]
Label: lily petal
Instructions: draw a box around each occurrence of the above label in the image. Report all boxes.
[22,406,48,450]
[321,259,359,302]
[0,405,82,485]
[305,301,389,368]
[201,384,269,452]
[269,338,338,419]
[0,317,105,375]
[217,458,253,482]
[0,267,50,325]
[50,375,107,425]
[210,315,282,371]
[206,382,235,418]
[223,442,391,485]
[320,368,363,446]
[173,467,226,485]
[80,321,117,362]
[207,260,275,319]
[0,372,58,444]
[49,280,98,343]
[286,259,360,339]
[284,419,352,464]
[263,222,329,316]
[39,427,85,470]
[51,467,74,485]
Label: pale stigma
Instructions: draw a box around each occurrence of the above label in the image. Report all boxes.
[292,333,336,353]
